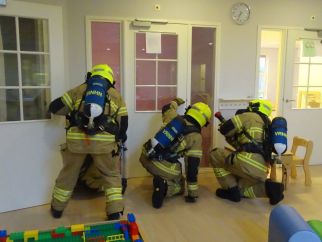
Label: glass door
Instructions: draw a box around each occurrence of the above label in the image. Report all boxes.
[283,29,322,164]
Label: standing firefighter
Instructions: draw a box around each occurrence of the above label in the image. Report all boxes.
[209,99,284,205]
[140,99,212,208]
[48,64,128,220]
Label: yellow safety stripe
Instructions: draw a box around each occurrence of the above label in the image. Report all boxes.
[176,140,187,152]
[187,184,198,191]
[186,150,202,158]
[247,127,263,139]
[152,161,181,176]
[106,194,123,203]
[237,153,267,172]
[105,187,122,203]
[109,100,119,113]
[118,106,128,116]
[250,127,263,132]
[243,187,256,198]
[105,187,122,196]
[213,168,231,178]
[233,115,243,131]
[173,184,182,194]
[53,186,72,202]
[62,93,73,110]
[67,131,115,142]
[74,98,82,109]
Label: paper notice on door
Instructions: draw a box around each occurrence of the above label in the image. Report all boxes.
[146,32,161,54]
[302,39,316,57]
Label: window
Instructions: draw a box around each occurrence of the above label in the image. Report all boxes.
[90,21,121,91]
[258,55,268,99]
[0,16,50,122]
[293,39,322,109]
[135,32,178,111]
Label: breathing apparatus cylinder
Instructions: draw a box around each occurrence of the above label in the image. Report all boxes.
[84,77,108,128]
[271,117,288,157]
[147,116,186,158]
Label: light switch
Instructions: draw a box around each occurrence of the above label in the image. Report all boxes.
[0,0,7,6]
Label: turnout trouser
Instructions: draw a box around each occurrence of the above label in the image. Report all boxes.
[51,145,124,216]
[209,147,269,198]
[139,151,185,197]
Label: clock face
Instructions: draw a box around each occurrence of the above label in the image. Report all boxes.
[231,2,251,25]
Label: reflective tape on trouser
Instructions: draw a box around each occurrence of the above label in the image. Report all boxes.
[236,153,267,173]
[105,187,123,203]
[213,167,231,178]
[152,161,181,176]
[67,131,115,142]
[53,186,72,203]
[243,187,257,198]
[166,178,184,197]
[185,149,202,158]
[187,183,198,191]
[187,182,198,197]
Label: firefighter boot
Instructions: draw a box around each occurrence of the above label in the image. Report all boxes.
[215,186,241,202]
[107,211,123,221]
[265,179,284,205]
[50,205,63,219]
[152,176,167,209]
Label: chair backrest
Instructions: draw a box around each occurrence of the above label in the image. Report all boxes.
[291,136,314,164]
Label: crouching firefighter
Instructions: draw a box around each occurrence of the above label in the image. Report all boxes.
[209,99,285,205]
[139,98,212,208]
[48,64,128,220]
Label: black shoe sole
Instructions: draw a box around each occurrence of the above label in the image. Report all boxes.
[266,180,285,205]
[152,176,166,209]
[215,188,241,202]
[50,206,63,218]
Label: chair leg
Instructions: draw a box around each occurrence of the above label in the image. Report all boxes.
[282,164,288,190]
[270,164,277,181]
[290,163,297,179]
[303,164,312,186]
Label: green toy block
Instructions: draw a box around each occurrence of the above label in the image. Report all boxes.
[308,220,322,239]
[9,231,24,241]
[38,231,53,240]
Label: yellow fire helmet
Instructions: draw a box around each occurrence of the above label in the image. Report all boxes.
[186,102,212,127]
[248,99,272,117]
[91,64,115,85]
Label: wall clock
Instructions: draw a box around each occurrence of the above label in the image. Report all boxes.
[231,2,251,25]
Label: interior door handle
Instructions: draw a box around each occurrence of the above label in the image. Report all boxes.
[285,99,295,103]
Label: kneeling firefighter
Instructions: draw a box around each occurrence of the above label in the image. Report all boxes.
[209,99,285,205]
[139,98,212,208]
[48,64,128,220]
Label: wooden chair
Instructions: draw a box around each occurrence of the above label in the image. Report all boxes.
[270,136,313,188]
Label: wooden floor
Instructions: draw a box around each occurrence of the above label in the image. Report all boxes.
[1,166,322,242]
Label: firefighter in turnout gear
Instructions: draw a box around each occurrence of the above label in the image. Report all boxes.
[209,99,284,205]
[48,64,128,220]
[140,99,212,208]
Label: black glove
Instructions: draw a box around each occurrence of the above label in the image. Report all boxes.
[67,110,81,126]
[184,195,198,203]
[118,133,127,143]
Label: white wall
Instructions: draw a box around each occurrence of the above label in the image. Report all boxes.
[16,0,322,171]
[20,0,321,94]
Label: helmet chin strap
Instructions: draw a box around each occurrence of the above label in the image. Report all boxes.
[184,105,192,114]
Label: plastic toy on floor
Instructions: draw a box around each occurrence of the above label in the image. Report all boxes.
[0,213,144,242]
[268,204,321,242]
